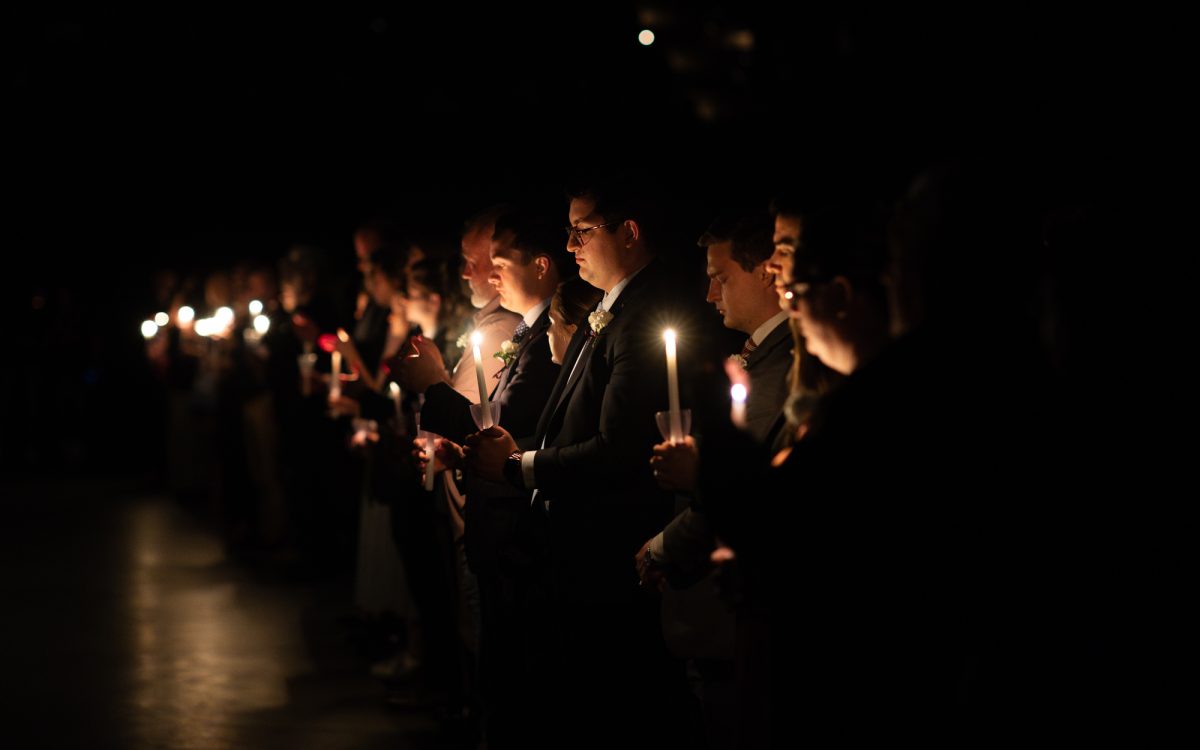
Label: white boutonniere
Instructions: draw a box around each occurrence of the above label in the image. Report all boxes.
[588,309,613,337]
[455,332,469,349]
[493,338,518,368]
[730,353,749,370]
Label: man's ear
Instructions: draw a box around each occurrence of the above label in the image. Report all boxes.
[533,256,551,279]
[828,276,855,319]
[756,262,774,289]
[623,219,641,247]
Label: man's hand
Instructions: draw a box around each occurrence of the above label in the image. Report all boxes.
[412,436,464,474]
[393,336,448,394]
[649,435,699,493]
[328,394,362,418]
[464,425,518,483]
[635,539,666,592]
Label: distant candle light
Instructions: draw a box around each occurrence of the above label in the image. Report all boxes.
[249,299,264,316]
[154,312,169,327]
[141,320,158,339]
[177,306,195,325]
[639,29,655,46]
[253,315,270,334]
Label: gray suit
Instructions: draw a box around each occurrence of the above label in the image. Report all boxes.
[743,319,794,450]
[656,318,792,659]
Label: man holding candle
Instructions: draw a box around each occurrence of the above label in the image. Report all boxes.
[390,205,520,723]
[464,176,714,745]
[408,208,570,747]
[394,205,520,407]
[638,211,792,746]
[413,209,567,451]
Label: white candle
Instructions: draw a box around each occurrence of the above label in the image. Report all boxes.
[663,329,683,443]
[330,350,342,400]
[424,433,436,491]
[731,383,748,428]
[389,382,403,428]
[470,330,493,428]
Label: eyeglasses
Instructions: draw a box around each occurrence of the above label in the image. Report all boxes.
[565,221,618,247]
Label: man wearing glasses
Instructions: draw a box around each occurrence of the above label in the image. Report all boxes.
[466,175,713,745]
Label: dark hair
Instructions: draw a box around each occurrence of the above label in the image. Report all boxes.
[494,209,576,278]
[463,203,512,237]
[278,245,326,296]
[355,218,403,247]
[769,191,811,220]
[697,212,775,271]
[369,245,409,290]
[408,257,470,335]
[566,173,662,252]
[551,276,604,330]
[794,203,889,291]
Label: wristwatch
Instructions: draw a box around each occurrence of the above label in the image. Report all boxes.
[503,450,524,489]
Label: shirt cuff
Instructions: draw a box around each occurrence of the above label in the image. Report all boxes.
[648,532,665,563]
[520,450,537,490]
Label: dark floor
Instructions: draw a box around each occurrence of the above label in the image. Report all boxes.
[0,475,440,749]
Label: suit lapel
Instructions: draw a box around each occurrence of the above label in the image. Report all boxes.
[535,323,589,441]
[745,318,791,370]
[535,261,662,444]
[494,309,551,398]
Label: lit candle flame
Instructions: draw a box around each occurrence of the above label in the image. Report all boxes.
[253,314,270,334]
[141,320,158,339]
[154,312,169,327]
[177,306,195,325]
[248,299,264,315]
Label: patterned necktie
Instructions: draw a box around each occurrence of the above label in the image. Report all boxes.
[740,336,758,362]
[511,320,529,345]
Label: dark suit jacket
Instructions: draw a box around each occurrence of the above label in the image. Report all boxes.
[420,307,558,445]
[420,307,561,574]
[745,318,794,448]
[531,258,719,605]
[659,317,792,575]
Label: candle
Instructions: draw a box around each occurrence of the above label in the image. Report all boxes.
[470,330,493,428]
[300,341,315,397]
[141,320,158,339]
[663,329,683,443]
[731,383,748,428]
[330,350,342,400]
[389,382,403,429]
[424,433,437,491]
[154,312,169,327]
[177,306,195,328]
[248,299,264,316]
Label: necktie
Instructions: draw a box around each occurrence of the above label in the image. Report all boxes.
[511,320,529,344]
[740,336,758,362]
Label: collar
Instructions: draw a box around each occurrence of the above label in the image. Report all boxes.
[750,311,789,346]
